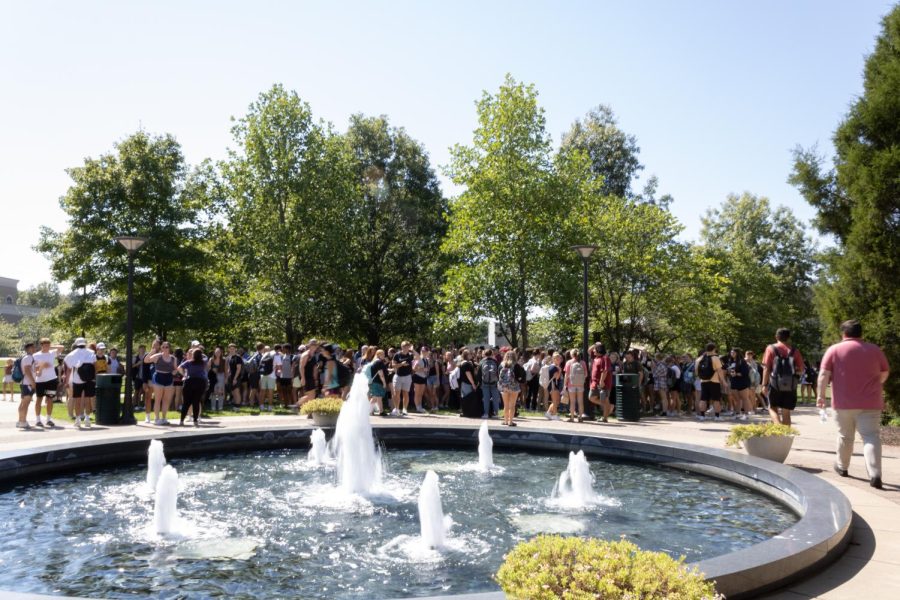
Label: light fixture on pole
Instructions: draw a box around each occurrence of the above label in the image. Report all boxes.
[571,245,596,418]
[116,235,147,425]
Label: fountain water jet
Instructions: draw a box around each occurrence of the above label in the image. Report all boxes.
[551,450,601,508]
[418,470,445,549]
[147,439,166,492]
[478,421,493,471]
[307,428,329,465]
[154,465,179,534]
[330,373,383,494]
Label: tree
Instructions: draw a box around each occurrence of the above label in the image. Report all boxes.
[37,131,222,341]
[700,193,818,353]
[560,105,643,198]
[0,319,20,356]
[17,282,61,309]
[790,5,900,412]
[339,114,448,345]
[223,84,357,344]
[442,75,562,348]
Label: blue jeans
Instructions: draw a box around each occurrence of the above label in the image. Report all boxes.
[482,384,500,416]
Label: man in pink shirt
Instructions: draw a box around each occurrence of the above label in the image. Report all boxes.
[817,319,890,489]
[589,343,613,423]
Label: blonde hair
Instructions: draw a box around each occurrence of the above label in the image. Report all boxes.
[375,349,385,359]
[502,350,517,368]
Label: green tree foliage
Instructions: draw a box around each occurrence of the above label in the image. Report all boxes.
[560,105,643,198]
[0,319,20,356]
[442,74,561,348]
[37,131,222,341]
[223,84,357,344]
[341,114,447,345]
[700,193,818,353]
[790,6,900,411]
[16,282,61,309]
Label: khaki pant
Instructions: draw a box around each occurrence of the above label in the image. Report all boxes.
[834,409,881,478]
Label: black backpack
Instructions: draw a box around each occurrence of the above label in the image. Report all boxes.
[260,353,274,376]
[481,359,499,385]
[770,345,798,392]
[77,361,96,382]
[697,355,715,380]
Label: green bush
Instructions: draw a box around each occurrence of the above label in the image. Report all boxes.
[299,398,344,415]
[725,422,799,447]
[496,536,720,600]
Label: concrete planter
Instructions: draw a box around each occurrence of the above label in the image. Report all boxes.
[311,413,339,428]
[743,434,794,463]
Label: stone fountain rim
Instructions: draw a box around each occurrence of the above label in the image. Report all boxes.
[0,422,852,600]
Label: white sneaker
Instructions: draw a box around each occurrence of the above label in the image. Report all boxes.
[145,415,151,423]
[83,416,91,428]
[154,418,162,425]
[74,417,82,429]
[551,415,561,421]
[714,416,722,422]
[15,421,30,429]
[698,415,706,422]
[545,411,553,420]
[416,407,426,414]
[35,419,44,428]
[390,408,400,417]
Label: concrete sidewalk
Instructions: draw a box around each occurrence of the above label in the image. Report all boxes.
[0,395,897,598]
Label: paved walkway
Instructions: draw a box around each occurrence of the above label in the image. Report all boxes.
[1,396,897,598]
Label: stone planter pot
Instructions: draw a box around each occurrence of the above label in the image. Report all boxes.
[311,413,339,428]
[742,435,794,463]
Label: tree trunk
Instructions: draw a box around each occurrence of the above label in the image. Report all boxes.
[518,261,528,350]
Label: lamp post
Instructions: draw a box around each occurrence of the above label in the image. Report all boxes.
[571,245,596,417]
[116,236,146,425]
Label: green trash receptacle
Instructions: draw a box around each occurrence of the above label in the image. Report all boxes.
[615,373,641,422]
[95,373,122,425]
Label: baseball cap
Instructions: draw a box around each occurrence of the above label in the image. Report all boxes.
[190,340,201,347]
[74,337,87,347]
[97,342,107,350]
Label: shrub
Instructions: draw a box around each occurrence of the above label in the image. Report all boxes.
[495,535,720,600]
[299,398,344,415]
[726,422,799,447]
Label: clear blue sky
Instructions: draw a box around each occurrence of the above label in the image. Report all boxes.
[1,0,893,289]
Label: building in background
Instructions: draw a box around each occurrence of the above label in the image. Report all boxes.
[0,277,44,325]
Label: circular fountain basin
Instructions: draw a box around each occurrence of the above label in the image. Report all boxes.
[0,424,852,599]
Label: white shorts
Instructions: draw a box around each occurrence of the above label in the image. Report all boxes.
[393,374,412,392]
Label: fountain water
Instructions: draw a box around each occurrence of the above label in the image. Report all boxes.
[330,373,383,494]
[147,439,166,491]
[307,428,329,465]
[154,465,179,534]
[478,421,493,471]
[418,470,445,549]
[552,450,600,508]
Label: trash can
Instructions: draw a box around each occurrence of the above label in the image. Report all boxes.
[615,373,641,422]
[95,373,122,425]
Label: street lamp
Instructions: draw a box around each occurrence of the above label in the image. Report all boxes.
[116,236,146,425]
[571,245,596,417]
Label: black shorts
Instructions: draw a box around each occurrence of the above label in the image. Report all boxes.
[768,389,797,410]
[278,377,292,387]
[73,381,96,398]
[700,382,722,402]
[248,373,260,389]
[412,374,427,385]
[35,379,59,397]
[304,379,317,392]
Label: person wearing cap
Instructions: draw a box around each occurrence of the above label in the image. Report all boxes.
[16,342,36,429]
[32,338,65,428]
[64,338,97,428]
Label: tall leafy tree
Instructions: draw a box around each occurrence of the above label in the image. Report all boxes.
[223,84,356,343]
[442,75,561,348]
[16,283,62,309]
[790,5,900,412]
[37,131,221,340]
[341,114,447,345]
[700,192,818,353]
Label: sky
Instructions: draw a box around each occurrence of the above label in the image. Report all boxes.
[0,0,893,290]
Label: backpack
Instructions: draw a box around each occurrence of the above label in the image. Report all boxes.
[481,359,498,385]
[682,363,695,385]
[94,355,108,374]
[697,355,715,380]
[499,365,513,387]
[770,345,798,392]
[666,366,677,389]
[335,360,353,387]
[245,354,260,375]
[363,362,374,383]
[77,361,96,382]
[11,357,24,383]
[568,360,586,387]
[539,364,551,388]
[748,363,761,387]
[260,353,274,376]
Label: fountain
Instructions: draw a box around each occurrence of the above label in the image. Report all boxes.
[417,470,446,549]
[307,428,329,465]
[330,373,383,494]
[477,421,493,471]
[154,465,179,535]
[147,439,166,491]
[552,450,601,508]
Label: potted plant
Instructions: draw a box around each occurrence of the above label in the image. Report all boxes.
[726,423,799,463]
[299,398,344,427]
[496,535,720,600]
